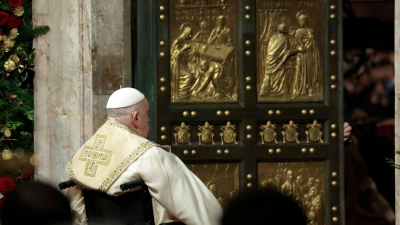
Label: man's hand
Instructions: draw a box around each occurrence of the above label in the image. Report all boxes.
[344,122,352,142]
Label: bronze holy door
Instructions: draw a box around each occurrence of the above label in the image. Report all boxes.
[134,0,344,224]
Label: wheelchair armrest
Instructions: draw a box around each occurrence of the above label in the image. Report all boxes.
[58,180,76,190]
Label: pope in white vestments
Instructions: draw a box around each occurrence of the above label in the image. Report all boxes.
[66,88,223,225]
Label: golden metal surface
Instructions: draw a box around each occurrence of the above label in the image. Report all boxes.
[309,109,315,115]
[276,110,281,115]
[224,110,230,116]
[219,121,238,145]
[224,149,230,155]
[160,86,166,92]
[330,5,336,10]
[191,111,197,117]
[258,161,326,225]
[331,84,336,89]
[246,76,251,82]
[268,110,274,115]
[246,134,252,140]
[161,135,167,140]
[260,121,278,144]
[330,39,336,45]
[301,148,307,153]
[257,1,324,103]
[169,1,239,103]
[160,77,166,83]
[187,163,240,209]
[174,122,191,145]
[309,148,315,153]
[331,123,337,129]
[332,180,337,186]
[332,172,337,177]
[191,149,197,155]
[160,41,165,46]
[246,125,252,131]
[183,150,189,156]
[245,5,251,11]
[330,50,336,56]
[160,126,166,132]
[302,109,307,115]
[216,110,223,116]
[247,183,252,188]
[332,206,338,212]
[268,149,274,154]
[246,85,251,91]
[331,75,336,80]
[331,132,337,138]
[217,149,222,155]
[183,111,189,117]
[245,14,251,20]
[160,14,165,21]
[330,14,336,19]
[305,120,323,143]
[282,120,300,143]
[198,121,215,145]
[159,6,165,12]
[276,148,281,154]
[245,50,251,56]
[160,52,165,57]
[247,174,253,180]
[332,217,338,222]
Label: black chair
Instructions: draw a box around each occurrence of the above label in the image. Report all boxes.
[59,180,154,225]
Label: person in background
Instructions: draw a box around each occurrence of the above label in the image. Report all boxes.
[1,181,72,225]
[221,189,307,225]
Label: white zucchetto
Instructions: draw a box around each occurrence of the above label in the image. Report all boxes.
[106,88,145,109]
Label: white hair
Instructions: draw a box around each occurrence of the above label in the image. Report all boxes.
[107,102,142,120]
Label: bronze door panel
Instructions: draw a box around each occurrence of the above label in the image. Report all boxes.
[187,163,240,209]
[138,0,344,224]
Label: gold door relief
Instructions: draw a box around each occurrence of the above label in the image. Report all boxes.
[257,0,324,102]
[169,0,238,103]
[153,0,342,223]
[258,162,326,225]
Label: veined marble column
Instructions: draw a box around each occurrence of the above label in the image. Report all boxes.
[32,0,131,187]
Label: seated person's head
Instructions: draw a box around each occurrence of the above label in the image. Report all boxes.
[221,189,306,225]
[1,181,72,225]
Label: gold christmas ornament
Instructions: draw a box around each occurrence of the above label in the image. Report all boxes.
[8,28,19,39]
[13,6,24,17]
[1,38,15,52]
[0,125,12,137]
[4,55,20,72]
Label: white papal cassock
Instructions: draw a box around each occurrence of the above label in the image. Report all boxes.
[66,118,223,225]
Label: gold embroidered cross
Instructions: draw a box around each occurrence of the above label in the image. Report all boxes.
[79,134,113,177]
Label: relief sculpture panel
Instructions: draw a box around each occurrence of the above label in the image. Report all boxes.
[187,163,240,209]
[170,0,238,103]
[256,0,324,102]
[258,161,326,225]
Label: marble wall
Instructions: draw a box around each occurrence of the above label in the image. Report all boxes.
[32,0,131,186]
[395,2,399,224]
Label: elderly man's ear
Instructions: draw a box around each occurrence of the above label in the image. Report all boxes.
[131,111,139,127]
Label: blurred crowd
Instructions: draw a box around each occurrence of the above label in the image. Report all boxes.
[344,48,394,119]
[343,47,395,225]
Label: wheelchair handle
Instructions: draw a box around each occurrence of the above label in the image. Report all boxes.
[59,180,76,190]
[120,180,142,191]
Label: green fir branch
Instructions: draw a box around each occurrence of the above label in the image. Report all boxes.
[32,25,50,38]
[385,157,400,169]
[0,1,10,11]
[23,110,34,121]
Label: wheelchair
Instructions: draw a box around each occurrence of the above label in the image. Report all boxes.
[59,179,154,225]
